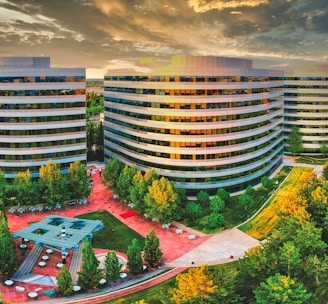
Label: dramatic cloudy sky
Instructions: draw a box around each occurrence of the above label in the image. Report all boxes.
[0,0,327,78]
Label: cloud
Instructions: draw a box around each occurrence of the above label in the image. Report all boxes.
[0,0,327,74]
[188,0,269,13]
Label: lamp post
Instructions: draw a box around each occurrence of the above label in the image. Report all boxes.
[61,252,67,264]
[20,238,27,256]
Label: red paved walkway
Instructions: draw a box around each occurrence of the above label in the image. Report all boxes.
[3,167,209,303]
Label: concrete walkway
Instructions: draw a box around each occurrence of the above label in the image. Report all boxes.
[165,227,259,267]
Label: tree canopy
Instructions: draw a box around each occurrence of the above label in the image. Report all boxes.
[287,126,303,155]
[171,265,216,304]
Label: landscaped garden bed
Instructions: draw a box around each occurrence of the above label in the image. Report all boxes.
[240,167,314,239]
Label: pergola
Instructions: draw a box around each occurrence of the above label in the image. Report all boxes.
[13,215,104,252]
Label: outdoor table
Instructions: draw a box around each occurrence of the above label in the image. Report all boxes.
[29,207,35,212]
[188,234,196,240]
[46,249,53,254]
[176,229,183,234]
[9,208,15,214]
[56,263,63,269]
[119,273,127,279]
[38,261,46,267]
[27,291,38,299]
[80,198,87,204]
[42,255,49,261]
[4,279,14,287]
[73,285,81,292]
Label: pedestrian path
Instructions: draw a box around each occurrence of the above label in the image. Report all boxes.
[165,227,259,267]
[12,245,43,279]
[69,243,83,284]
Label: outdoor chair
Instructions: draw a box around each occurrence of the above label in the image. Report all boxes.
[15,286,25,293]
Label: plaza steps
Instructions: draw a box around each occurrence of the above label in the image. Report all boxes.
[12,245,43,279]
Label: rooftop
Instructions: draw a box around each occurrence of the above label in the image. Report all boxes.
[12,215,104,251]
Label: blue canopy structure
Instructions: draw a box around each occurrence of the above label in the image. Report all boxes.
[13,215,104,251]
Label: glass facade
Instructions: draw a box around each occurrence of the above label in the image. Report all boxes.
[0,57,86,178]
[284,65,328,154]
[104,56,284,195]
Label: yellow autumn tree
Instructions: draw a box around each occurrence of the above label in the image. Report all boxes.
[171,265,216,303]
[144,177,178,223]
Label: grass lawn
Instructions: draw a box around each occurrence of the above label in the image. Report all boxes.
[76,210,145,253]
[104,275,177,304]
[240,167,314,240]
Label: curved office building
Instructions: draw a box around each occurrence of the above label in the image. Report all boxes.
[285,64,328,154]
[104,56,284,194]
[0,57,86,178]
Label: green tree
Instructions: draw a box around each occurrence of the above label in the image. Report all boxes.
[103,157,124,193]
[143,230,163,268]
[287,126,303,155]
[216,188,231,204]
[185,202,203,222]
[0,216,17,276]
[197,190,210,207]
[104,250,122,283]
[87,120,96,160]
[13,169,40,206]
[292,221,327,257]
[56,265,73,296]
[279,241,302,277]
[95,122,104,161]
[86,120,104,161]
[0,169,8,202]
[320,143,328,157]
[144,177,178,224]
[322,162,328,180]
[127,238,143,275]
[116,165,137,202]
[78,238,103,290]
[199,212,225,230]
[261,176,274,191]
[211,265,245,303]
[238,193,254,211]
[209,196,225,213]
[253,273,311,304]
[245,185,256,197]
[67,160,91,200]
[304,254,328,286]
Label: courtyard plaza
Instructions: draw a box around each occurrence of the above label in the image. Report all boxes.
[2,165,259,303]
